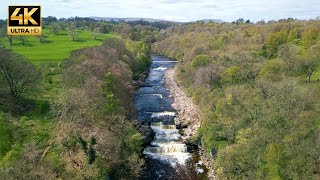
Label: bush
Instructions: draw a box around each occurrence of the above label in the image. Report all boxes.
[191,54,210,68]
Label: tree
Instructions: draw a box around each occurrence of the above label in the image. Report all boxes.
[220,66,241,84]
[278,44,299,74]
[264,31,288,58]
[302,26,319,48]
[69,27,78,41]
[195,65,222,89]
[49,22,61,35]
[92,28,98,40]
[7,36,13,45]
[191,54,210,68]
[18,36,27,45]
[99,24,110,34]
[301,45,320,82]
[0,49,41,99]
[36,33,46,42]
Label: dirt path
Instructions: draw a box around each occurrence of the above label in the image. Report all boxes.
[164,68,216,179]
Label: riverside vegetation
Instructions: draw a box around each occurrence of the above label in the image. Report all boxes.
[152,19,320,179]
[0,16,320,179]
[0,17,151,179]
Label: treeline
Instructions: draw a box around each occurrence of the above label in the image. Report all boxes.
[0,17,162,47]
[152,20,320,179]
[0,37,151,179]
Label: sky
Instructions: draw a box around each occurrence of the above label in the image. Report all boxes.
[1,0,320,22]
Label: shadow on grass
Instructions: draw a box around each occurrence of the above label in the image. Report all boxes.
[40,40,54,44]
[11,43,33,47]
[94,38,105,42]
[72,39,87,43]
[0,94,36,115]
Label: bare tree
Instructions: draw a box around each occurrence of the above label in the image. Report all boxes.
[195,65,222,89]
[7,36,13,45]
[69,29,78,41]
[68,23,78,41]
[49,22,61,35]
[36,33,46,42]
[92,28,99,40]
[18,36,27,45]
[0,49,41,99]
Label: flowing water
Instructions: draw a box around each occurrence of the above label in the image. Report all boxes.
[135,55,208,180]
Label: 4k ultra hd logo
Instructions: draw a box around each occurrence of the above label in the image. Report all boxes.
[8,6,42,35]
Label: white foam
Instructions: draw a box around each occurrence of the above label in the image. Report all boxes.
[142,94,163,98]
[143,122,191,166]
[153,67,168,71]
[196,168,204,174]
[150,111,176,118]
[153,61,178,63]
[144,150,191,166]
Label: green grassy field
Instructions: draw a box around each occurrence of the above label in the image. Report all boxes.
[0,29,118,64]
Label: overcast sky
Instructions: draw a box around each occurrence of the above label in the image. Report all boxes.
[1,0,320,22]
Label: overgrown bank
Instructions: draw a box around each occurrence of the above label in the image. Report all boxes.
[152,20,320,179]
[0,38,151,179]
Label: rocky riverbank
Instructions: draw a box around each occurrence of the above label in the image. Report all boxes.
[164,68,216,179]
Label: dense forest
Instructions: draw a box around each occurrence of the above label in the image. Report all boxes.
[152,19,320,179]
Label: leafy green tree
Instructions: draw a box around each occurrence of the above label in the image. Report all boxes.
[104,72,121,115]
[0,49,41,100]
[301,45,320,82]
[191,54,210,68]
[302,26,319,48]
[264,31,288,58]
[0,114,13,158]
[221,66,241,84]
[265,143,282,180]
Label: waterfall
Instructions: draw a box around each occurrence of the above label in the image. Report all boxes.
[143,119,191,166]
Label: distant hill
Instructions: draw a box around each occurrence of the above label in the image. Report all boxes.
[89,17,172,22]
[89,17,224,23]
[197,19,224,23]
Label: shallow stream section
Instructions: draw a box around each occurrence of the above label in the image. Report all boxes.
[135,55,208,180]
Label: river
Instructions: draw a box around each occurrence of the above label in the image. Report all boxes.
[135,55,208,180]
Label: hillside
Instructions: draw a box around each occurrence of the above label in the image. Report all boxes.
[152,19,320,179]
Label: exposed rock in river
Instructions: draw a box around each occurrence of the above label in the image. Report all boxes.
[164,68,216,179]
[139,124,155,147]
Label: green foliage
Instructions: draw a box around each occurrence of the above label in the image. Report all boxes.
[125,40,151,78]
[302,26,319,48]
[0,144,22,168]
[77,136,96,164]
[104,72,122,115]
[264,30,288,58]
[0,115,13,158]
[221,66,241,84]
[265,143,282,180]
[300,45,320,82]
[0,49,41,100]
[191,54,210,68]
[153,19,320,179]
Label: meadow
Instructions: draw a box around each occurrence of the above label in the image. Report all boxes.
[0,29,118,64]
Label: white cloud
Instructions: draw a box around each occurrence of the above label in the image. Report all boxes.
[1,0,319,22]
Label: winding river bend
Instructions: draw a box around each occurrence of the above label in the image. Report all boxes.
[135,55,207,179]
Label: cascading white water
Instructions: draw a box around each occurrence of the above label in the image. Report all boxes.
[138,56,208,179]
[143,115,191,166]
